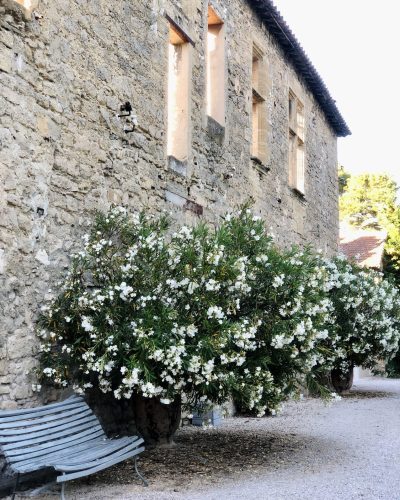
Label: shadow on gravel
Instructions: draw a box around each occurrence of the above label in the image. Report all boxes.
[75,426,339,490]
[342,390,393,399]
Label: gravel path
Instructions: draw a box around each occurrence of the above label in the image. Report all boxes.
[12,377,400,500]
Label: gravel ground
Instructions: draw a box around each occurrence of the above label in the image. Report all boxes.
[10,376,400,500]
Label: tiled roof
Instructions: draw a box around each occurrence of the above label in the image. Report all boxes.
[339,224,387,269]
[248,0,351,137]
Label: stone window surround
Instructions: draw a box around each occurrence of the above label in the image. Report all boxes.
[206,5,226,131]
[251,43,268,166]
[288,89,306,196]
[167,18,193,177]
[8,0,38,18]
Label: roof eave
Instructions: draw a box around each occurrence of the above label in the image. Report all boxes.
[248,0,351,137]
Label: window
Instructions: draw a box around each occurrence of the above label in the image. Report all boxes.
[288,91,305,194]
[252,45,267,163]
[167,23,191,167]
[8,0,37,17]
[15,0,34,7]
[207,6,225,127]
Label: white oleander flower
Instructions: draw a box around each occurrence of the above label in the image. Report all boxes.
[81,317,94,332]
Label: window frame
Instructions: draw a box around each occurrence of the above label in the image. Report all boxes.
[288,90,306,196]
[206,5,226,129]
[251,44,267,164]
[166,20,193,174]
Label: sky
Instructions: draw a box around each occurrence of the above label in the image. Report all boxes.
[273,0,400,187]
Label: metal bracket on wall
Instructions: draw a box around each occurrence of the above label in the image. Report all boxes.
[117,102,137,133]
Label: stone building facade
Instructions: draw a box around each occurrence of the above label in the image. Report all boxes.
[0,0,349,408]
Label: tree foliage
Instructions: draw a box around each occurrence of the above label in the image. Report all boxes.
[339,171,400,282]
[338,165,351,196]
[339,172,398,230]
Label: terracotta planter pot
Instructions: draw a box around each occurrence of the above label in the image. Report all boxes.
[133,394,181,447]
[330,366,354,393]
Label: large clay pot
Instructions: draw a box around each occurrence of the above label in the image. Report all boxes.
[133,394,181,447]
[86,388,136,438]
[330,366,354,393]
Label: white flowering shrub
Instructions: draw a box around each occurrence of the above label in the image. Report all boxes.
[37,206,400,420]
[37,206,336,417]
[315,256,400,374]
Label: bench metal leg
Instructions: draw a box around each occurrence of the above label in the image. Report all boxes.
[60,474,66,500]
[20,482,57,497]
[11,473,20,500]
[134,458,148,487]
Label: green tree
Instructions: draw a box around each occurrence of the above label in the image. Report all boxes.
[384,207,400,276]
[339,173,398,230]
[339,173,400,280]
[338,165,351,195]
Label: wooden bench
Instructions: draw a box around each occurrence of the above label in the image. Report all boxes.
[0,395,147,499]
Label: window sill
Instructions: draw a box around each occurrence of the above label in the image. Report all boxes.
[251,156,270,174]
[252,88,265,104]
[291,187,307,203]
[4,0,38,20]
[207,116,225,145]
[168,156,187,177]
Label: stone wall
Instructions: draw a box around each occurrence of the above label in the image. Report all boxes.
[0,0,339,407]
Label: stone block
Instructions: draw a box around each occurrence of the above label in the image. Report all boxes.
[35,249,50,266]
[7,335,34,360]
[0,28,14,49]
[0,359,7,376]
[0,400,18,410]
[0,47,12,73]
[12,384,32,400]
[0,249,5,274]
[36,115,60,141]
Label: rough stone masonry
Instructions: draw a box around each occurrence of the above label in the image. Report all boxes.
[0,0,348,408]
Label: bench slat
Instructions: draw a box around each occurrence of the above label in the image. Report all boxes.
[0,396,82,419]
[13,437,133,473]
[5,426,104,460]
[9,428,105,465]
[0,413,98,443]
[0,401,87,425]
[54,441,144,472]
[0,408,93,436]
[3,418,100,450]
[53,437,144,468]
[56,446,145,483]
[0,404,92,436]
[13,438,112,472]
